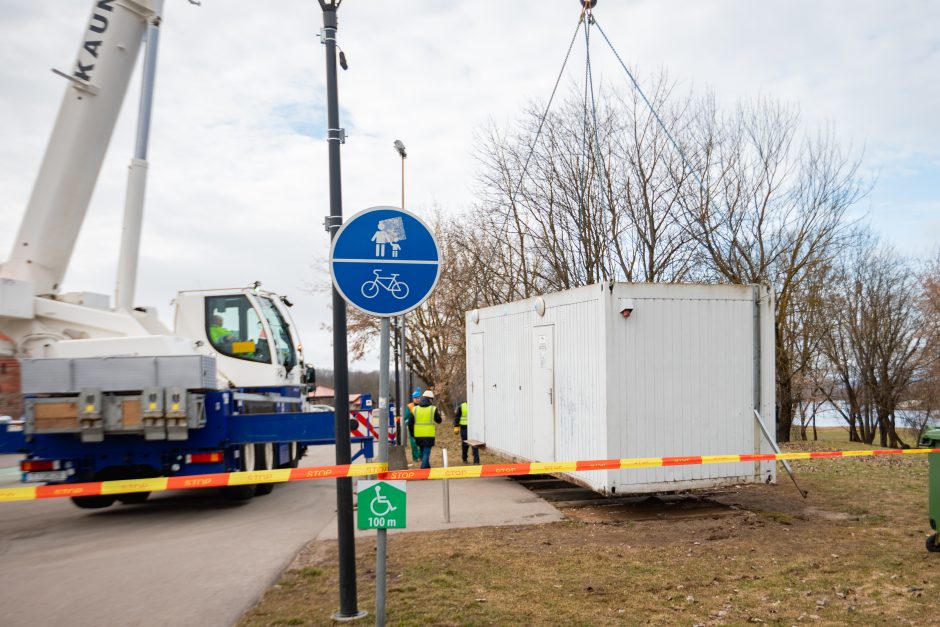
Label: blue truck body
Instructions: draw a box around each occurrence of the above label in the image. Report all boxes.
[0,387,373,488]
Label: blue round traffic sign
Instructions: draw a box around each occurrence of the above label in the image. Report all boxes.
[329,206,441,317]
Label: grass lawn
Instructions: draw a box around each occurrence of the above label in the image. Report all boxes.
[240,430,940,626]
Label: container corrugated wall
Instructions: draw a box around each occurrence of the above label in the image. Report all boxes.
[544,287,607,490]
[608,285,764,492]
[477,310,532,459]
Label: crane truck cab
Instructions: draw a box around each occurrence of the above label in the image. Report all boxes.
[173,286,306,390]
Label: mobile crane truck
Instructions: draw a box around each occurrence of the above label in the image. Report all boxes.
[0,0,369,507]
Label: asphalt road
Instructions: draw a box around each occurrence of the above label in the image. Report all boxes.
[0,448,344,627]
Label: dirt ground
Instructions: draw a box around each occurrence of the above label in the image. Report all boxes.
[240,433,940,626]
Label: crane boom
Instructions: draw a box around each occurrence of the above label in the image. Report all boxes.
[0,0,155,295]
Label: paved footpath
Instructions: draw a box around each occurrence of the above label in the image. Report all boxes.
[316,454,565,541]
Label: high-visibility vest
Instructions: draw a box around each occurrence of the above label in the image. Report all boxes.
[414,405,437,438]
[209,325,231,344]
[459,402,469,426]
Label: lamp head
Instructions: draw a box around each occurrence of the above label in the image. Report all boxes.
[393,140,407,158]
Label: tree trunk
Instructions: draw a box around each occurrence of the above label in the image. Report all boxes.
[848,415,859,442]
[775,329,795,443]
[878,407,889,447]
[776,378,794,443]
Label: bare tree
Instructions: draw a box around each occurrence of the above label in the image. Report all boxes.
[902,249,940,441]
[821,235,925,446]
[819,235,880,443]
[788,270,833,440]
[473,76,701,296]
[681,97,866,441]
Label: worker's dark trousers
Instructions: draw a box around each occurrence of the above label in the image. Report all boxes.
[409,432,421,462]
[460,426,479,464]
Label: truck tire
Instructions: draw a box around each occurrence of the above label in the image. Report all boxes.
[276,442,300,469]
[254,443,275,496]
[220,444,258,501]
[71,495,117,509]
[220,485,255,501]
[117,491,150,504]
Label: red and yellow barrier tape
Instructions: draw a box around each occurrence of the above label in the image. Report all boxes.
[1,448,938,503]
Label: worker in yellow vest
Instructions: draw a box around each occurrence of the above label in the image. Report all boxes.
[453,400,479,464]
[403,388,422,462]
[209,315,236,351]
[407,390,441,469]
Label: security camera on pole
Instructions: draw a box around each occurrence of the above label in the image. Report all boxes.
[330,206,441,626]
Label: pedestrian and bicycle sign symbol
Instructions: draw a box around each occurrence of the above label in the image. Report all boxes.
[330,206,441,317]
[357,480,406,529]
[361,269,409,300]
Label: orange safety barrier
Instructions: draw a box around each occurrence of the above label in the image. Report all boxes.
[1,448,938,502]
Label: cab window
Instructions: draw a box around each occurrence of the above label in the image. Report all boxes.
[258,297,296,372]
[205,295,271,363]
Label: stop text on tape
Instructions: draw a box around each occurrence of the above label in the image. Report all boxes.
[1,448,937,503]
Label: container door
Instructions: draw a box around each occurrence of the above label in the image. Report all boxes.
[532,325,555,462]
[468,332,485,443]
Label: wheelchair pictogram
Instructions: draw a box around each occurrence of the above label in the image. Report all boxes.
[369,485,397,517]
[357,480,406,529]
[360,269,410,300]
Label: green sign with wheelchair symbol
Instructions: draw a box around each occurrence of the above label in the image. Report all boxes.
[357,480,407,530]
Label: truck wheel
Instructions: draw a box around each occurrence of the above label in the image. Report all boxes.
[117,492,150,505]
[278,442,300,469]
[255,443,275,496]
[71,495,117,509]
[927,534,940,553]
[220,485,255,501]
[220,444,259,501]
[242,443,256,472]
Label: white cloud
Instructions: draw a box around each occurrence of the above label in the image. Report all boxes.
[0,0,937,371]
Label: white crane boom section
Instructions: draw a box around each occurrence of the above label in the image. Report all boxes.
[0,0,155,295]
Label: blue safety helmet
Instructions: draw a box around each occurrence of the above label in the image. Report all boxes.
[411,387,421,399]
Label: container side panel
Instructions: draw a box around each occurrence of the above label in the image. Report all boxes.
[467,332,485,444]
[615,295,757,490]
[759,287,777,481]
[549,298,605,489]
[481,312,534,460]
[530,324,555,461]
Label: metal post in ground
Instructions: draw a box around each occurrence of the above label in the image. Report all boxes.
[442,448,451,523]
[376,318,391,626]
[318,1,363,621]
[393,319,401,444]
[400,315,408,445]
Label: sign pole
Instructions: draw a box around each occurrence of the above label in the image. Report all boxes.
[376,317,390,626]
[393,320,401,443]
[318,1,363,621]
[330,206,439,625]
[398,316,407,445]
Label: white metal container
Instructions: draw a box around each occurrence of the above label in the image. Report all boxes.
[466,282,776,495]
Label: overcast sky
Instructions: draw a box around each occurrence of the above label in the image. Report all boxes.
[0,0,937,370]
